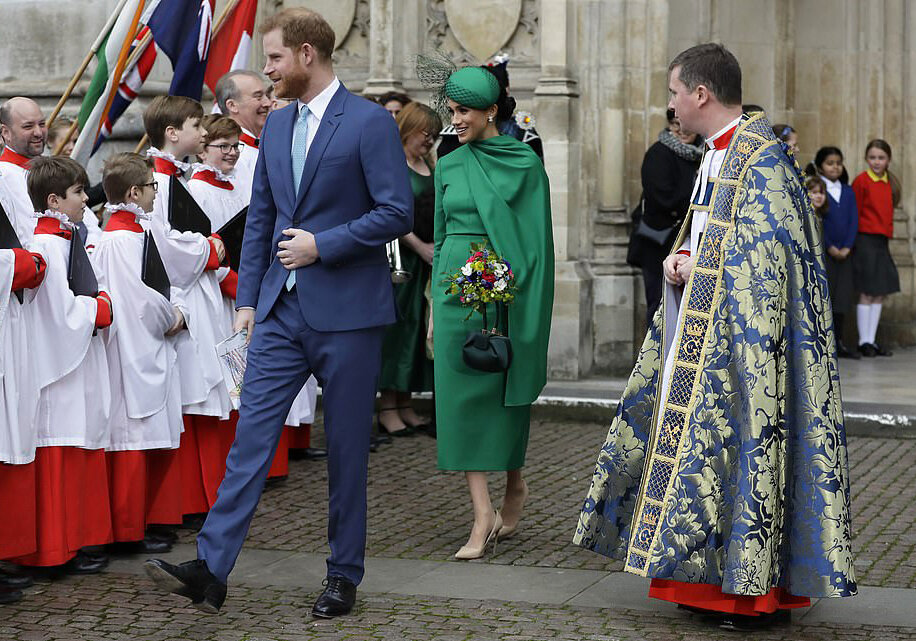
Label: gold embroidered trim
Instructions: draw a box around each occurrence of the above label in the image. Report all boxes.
[624,112,779,575]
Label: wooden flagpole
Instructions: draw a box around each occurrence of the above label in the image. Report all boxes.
[94,1,149,148]
[133,0,243,154]
[47,0,133,129]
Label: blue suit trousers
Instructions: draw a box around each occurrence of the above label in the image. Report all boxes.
[197,288,383,584]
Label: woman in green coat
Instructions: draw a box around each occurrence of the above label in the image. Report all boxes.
[428,66,555,560]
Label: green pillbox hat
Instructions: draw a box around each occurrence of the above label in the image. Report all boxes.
[445,67,500,109]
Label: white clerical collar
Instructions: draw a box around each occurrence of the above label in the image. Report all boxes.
[706,116,742,151]
[296,76,340,122]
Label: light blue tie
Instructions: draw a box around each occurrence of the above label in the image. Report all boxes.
[287,105,310,291]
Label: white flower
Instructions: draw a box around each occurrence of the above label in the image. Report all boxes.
[495,280,507,291]
[461,264,473,276]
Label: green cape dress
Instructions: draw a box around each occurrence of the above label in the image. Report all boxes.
[432,135,554,471]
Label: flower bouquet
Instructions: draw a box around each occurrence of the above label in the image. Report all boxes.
[444,243,517,372]
[444,242,517,321]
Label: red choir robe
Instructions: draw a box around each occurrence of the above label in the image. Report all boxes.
[0,247,46,560]
[92,207,185,540]
[9,215,113,566]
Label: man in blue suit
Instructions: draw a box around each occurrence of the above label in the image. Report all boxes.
[146,8,412,619]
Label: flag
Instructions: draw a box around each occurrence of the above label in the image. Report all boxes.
[71,0,145,164]
[92,26,158,154]
[147,0,216,100]
[204,0,258,96]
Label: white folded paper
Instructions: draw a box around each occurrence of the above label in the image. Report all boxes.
[215,330,248,410]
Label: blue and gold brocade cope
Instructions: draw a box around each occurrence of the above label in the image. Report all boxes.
[573,114,857,599]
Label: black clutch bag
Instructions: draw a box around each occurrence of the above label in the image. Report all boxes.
[462,304,512,373]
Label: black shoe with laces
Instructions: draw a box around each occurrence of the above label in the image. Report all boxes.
[144,558,227,614]
[311,576,357,619]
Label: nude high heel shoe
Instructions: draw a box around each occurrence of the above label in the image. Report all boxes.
[454,511,502,560]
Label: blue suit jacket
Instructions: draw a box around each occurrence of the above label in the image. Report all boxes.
[236,84,413,330]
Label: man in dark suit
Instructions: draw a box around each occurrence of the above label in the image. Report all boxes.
[146,8,412,619]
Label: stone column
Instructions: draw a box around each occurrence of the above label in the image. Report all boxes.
[536,0,589,379]
[588,0,669,375]
[363,0,404,96]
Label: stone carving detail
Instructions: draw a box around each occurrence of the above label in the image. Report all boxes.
[332,0,370,67]
[425,0,538,65]
[443,0,521,62]
[286,0,357,49]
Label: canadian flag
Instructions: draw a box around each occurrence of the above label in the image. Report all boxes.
[204,0,259,94]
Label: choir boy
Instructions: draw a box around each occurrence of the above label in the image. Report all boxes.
[143,96,230,521]
[91,153,186,552]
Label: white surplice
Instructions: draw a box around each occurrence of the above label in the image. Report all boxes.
[655,117,741,434]
[0,160,35,244]
[27,227,111,449]
[233,128,259,203]
[151,162,226,415]
[91,223,183,451]
[0,249,40,464]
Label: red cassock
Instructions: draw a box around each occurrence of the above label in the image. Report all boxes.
[0,462,37,559]
[10,448,112,566]
[649,579,810,616]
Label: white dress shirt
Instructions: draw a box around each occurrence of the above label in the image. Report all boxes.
[294,76,341,160]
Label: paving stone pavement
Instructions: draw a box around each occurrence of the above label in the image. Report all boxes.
[3,572,916,641]
[176,420,916,588]
[4,418,916,640]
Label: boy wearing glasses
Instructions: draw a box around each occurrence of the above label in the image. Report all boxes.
[91,152,187,553]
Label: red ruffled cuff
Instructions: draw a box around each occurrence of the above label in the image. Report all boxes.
[95,291,113,329]
[12,249,46,290]
[219,269,238,300]
[676,249,691,257]
[205,239,221,271]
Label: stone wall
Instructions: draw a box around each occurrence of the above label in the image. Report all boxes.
[1,0,914,376]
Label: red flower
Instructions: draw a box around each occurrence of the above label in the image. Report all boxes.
[482,273,496,283]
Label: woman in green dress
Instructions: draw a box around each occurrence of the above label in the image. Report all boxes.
[428,66,555,559]
[377,103,442,436]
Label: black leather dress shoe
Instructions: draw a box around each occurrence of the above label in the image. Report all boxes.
[311,576,357,618]
[0,585,23,604]
[289,447,328,461]
[64,551,108,575]
[0,570,33,589]
[145,558,226,614]
[719,610,791,631]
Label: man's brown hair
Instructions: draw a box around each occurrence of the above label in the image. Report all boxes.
[26,156,88,211]
[201,114,242,144]
[102,152,153,204]
[669,43,742,107]
[143,95,204,148]
[259,9,335,61]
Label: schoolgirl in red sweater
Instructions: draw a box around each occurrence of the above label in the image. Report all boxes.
[851,139,901,357]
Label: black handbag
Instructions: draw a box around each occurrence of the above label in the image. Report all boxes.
[626,196,677,268]
[462,303,512,372]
